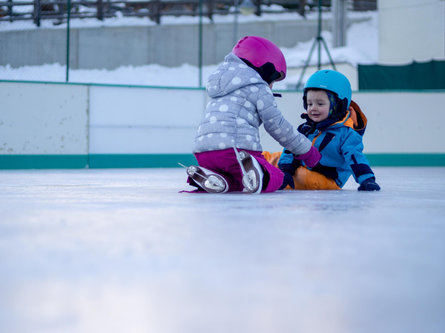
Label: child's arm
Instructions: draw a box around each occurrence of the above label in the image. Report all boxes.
[276,111,320,188]
[255,88,312,155]
[343,130,380,191]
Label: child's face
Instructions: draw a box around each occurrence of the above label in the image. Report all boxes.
[306,90,330,122]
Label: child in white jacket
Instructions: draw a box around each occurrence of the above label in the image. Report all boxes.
[185,36,321,194]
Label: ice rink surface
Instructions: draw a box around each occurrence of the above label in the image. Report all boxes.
[1,167,444,333]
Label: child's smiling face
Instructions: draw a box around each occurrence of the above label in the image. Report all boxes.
[306,90,330,122]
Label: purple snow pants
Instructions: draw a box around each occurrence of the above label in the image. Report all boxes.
[193,148,284,193]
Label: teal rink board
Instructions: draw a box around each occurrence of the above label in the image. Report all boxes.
[1,153,445,169]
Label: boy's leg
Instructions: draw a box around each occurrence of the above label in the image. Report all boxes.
[291,166,340,190]
[262,151,282,167]
[262,151,340,190]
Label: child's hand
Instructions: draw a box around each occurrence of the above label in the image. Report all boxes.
[278,150,302,171]
[279,170,295,190]
[358,178,381,191]
[295,146,321,168]
[278,150,300,190]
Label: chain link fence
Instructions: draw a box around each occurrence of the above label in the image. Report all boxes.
[0,0,376,25]
[0,0,377,85]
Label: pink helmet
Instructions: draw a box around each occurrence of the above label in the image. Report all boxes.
[232,36,287,81]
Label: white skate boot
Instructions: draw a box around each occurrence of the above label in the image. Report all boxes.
[233,147,264,194]
[182,164,228,193]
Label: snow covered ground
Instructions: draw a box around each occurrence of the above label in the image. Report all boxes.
[1,167,444,333]
[0,10,378,88]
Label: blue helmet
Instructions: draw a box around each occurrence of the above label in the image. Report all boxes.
[304,69,352,110]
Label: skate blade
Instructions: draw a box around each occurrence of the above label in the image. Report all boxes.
[233,147,262,194]
[183,164,228,193]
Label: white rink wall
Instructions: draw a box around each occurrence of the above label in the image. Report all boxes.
[0,83,89,155]
[89,86,207,154]
[1,81,444,166]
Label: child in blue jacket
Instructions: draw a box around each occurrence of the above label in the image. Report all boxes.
[266,69,380,191]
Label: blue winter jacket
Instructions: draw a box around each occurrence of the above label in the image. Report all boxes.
[279,101,375,188]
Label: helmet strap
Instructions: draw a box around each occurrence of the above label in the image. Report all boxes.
[241,58,281,84]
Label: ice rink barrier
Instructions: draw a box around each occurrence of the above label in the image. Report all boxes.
[1,81,444,168]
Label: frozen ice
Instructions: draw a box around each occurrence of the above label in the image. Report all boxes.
[0,167,444,333]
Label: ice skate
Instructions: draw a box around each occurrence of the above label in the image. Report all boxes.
[233,147,264,194]
[180,164,228,193]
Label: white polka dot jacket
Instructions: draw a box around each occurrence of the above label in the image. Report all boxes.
[193,53,312,155]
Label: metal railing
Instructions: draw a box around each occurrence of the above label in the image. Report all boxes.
[0,0,376,26]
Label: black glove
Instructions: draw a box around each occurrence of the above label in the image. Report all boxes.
[358,177,381,191]
[279,170,295,190]
[278,163,296,189]
[278,150,303,190]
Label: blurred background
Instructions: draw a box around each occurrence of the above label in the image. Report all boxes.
[1,0,443,88]
[1,0,444,168]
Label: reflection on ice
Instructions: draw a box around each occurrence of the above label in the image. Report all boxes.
[0,167,444,333]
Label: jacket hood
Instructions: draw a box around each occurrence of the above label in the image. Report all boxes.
[206,53,265,98]
[338,101,368,136]
[348,100,367,136]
